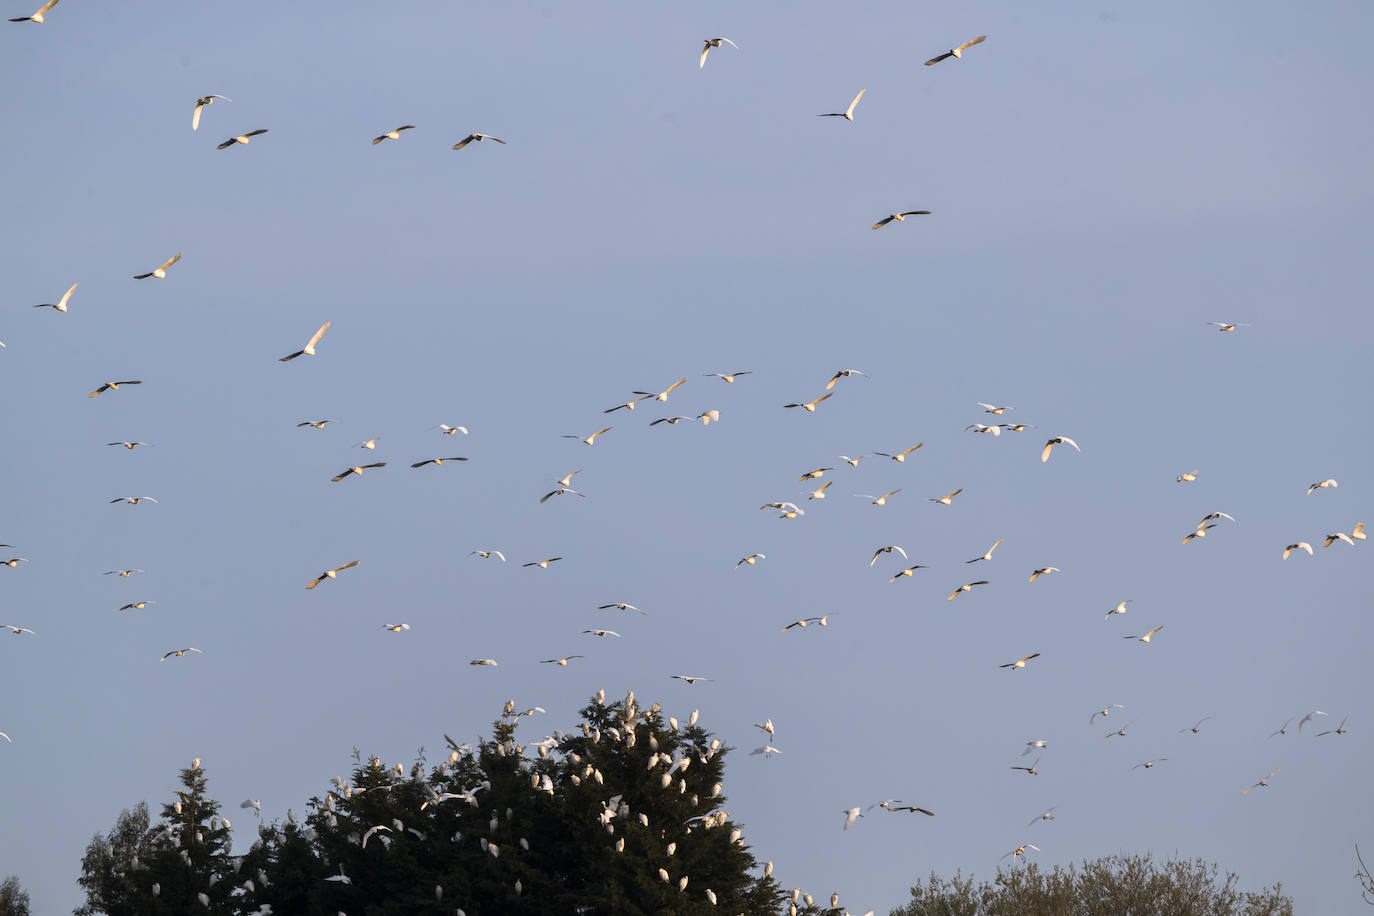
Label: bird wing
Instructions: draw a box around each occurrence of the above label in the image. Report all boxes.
[956,35,988,52]
[924,51,954,66]
[304,321,330,350]
[871,216,895,229]
[1041,441,1055,462]
[452,135,475,150]
[699,44,711,68]
[845,88,866,117]
[159,252,182,272]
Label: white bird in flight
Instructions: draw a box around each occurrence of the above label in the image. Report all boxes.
[999,653,1040,670]
[583,629,621,639]
[1028,567,1060,583]
[736,553,766,567]
[523,557,562,569]
[889,565,929,583]
[191,95,230,131]
[1105,600,1131,619]
[978,403,1013,415]
[1,558,28,568]
[634,377,688,403]
[966,423,1002,436]
[1297,710,1327,734]
[1242,769,1280,795]
[279,322,330,362]
[1308,479,1338,494]
[1091,704,1125,724]
[9,0,59,22]
[33,282,77,312]
[947,580,989,601]
[699,37,738,69]
[118,601,154,611]
[1282,542,1313,559]
[540,655,583,666]
[470,658,499,666]
[1010,757,1041,775]
[1028,808,1057,827]
[925,35,987,66]
[858,489,901,507]
[216,129,269,150]
[929,488,963,505]
[967,538,1003,563]
[871,211,930,230]
[380,623,410,633]
[671,675,711,685]
[1,625,37,636]
[1177,470,1199,483]
[133,252,181,280]
[89,380,142,398]
[750,745,783,758]
[704,371,751,383]
[305,560,360,590]
[1207,321,1249,332]
[452,133,506,150]
[818,88,865,121]
[842,807,864,830]
[870,545,908,566]
[1180,716,1212,735]
[564,427,613,446]
[825,368,867,390]
[1316,715,1350,737]
[160,647,203,661]
[781,614,831,631]
[874,443,923,462]
[783,393,833,412]
[1123,625,1164,644]
[1003,843,1040,862]
[599,602,644,614]
[439,424,469,435]
[106,441,151,449]
[371,125,416,145]
[104,569,144,577]
[331,462,386,482]
[109,496,157,505]
[1041,436,1080,463]
[413,457,469,468]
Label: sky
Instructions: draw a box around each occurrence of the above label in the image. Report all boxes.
[3,0,1372,912]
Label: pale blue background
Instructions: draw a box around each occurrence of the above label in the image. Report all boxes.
[3,1,1371,912]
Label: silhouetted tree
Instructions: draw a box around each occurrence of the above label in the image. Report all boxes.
[0,876,31,916]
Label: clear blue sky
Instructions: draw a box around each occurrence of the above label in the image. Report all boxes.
[3,1,1371,912]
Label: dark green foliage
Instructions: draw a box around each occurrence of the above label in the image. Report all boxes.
[890,854,1292,916]
[0,876,31,916]
[75,694,787,916]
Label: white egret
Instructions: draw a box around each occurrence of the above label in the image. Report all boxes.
[216,129,268,150]
[818,88,865,121]
[925,35,987,66]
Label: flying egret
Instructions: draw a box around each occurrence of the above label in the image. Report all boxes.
[783,393,833,412]
[872,211,931,229]
[33,282,77,312]
[1028,567,1060,582]
[925,35,987,66]
[842,807,863,830]
[439,424,469,435]
[825,369,867,390]
[634,377,688,402]
[966,423,1002,436]
[671,675,711,685]
[840,455,866,467]
[106,441,151,449]
[599,602,644,614]
[104,569,145,577]
[109,496,157,504]
[649,416,692,426]
[1041,436,1080,463]
[1,625,37,636]
[798,467,833,481]
[305,560,360,590]
[297,419,336,429]
[563,427,612,445]
[540,655,583,666]
[471,550,505,561]
[947,580,989,600]
[118,601,155,611]
[699,37,738,69]
[1101,722,1136,740]
[89,380,142,398]
[1308,479,1338,494]
[1323,532,1356,547]
[1,558,28,568]
[523,557,562,569]
[736,554,765,567]
[807,481,833,499]
[818,88,865,121]
[1105,600,1131,620]
[870,545,908,566]
[1298,710,1327,734]
[132,253,181,280]
[371,125,416,144]
[1180,717,1213,734]
[380,623,410,633]
[858,489,901,507]
[1182,524,1216,544]
[1091,705,1125,724]
[1124,625,1164,643]
[1207,321,1249,331]
[469,658,499,666]
[929,488,963,505]
[1282,542,1313,559]
[781,615,829,631]
[888,565,929,582]
[216,129,269,150]
[967,538,1003,563]
[1028,808,1057,827]
[750,746,783,758]
[1177,470,1199,483]
[8,0,60,23]
[160,647,203,661]
[583,629,621,638]
[704,371,751,382]
[874,444,923,462]
[977,403,1013,415]
[1242,769,1280,795]
[331,462,386,482]
[1316,715,1350,736]
[999,653,1040,670]
[191,94,230,130]
[413,457,469,468]
[452,133,506,150]
[1010,757,1041,775]
[279,321,330,361]
[605,395,652,413]
[1132,758,1168,770]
